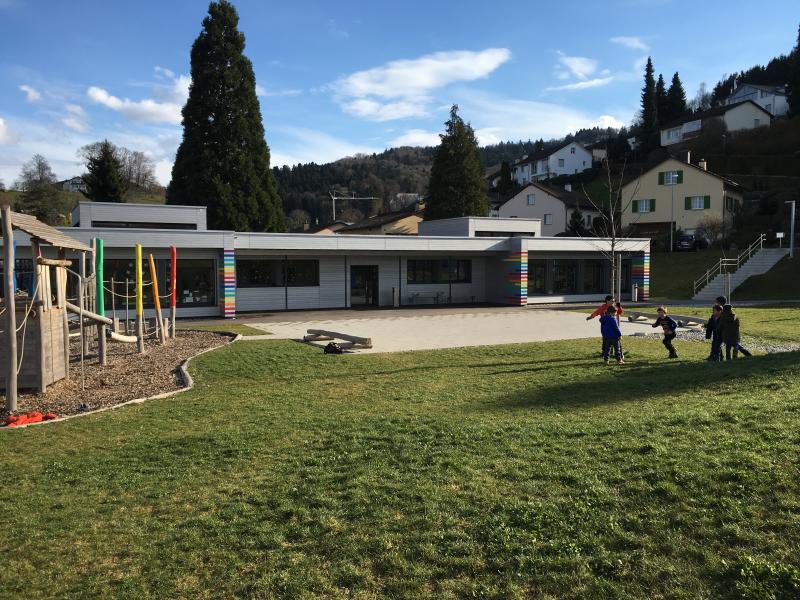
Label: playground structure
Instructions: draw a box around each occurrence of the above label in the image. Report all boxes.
[1,206,179,413]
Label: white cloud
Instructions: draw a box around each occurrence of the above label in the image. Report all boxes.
[556,52,598,81]
[332,48,511,121]
[154,65,175,79]
[327,19,349,39]
[610,36,650,52]
[270,126,379,167]
[458,92,627,146]
[388,129,441,147]
[256,84,302,98]
[87,86,182,124]
[546,76,615,91]
[0,117,13,144]
[19,84,41,102]
[61,104,88,132]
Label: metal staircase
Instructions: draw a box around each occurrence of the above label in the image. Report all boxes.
[692,235,790,302]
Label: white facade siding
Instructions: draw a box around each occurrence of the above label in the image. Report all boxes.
[723,102,770,131]
[72,202,207,230]
[512,143,592,185]
[418,217,541,237]
[728,85,789,117]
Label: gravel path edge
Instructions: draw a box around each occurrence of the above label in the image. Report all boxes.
[0,332,242,431]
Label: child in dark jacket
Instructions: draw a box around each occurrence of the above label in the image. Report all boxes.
[704,304,723,362]
[652,306,678,358]
[718,304,742,360]
[599,305,624,364]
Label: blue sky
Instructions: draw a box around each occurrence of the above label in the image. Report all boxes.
[0,0,797,186]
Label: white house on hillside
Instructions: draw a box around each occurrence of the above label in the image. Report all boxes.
[660,100,772,146]
[496,181,600,237]
[511,142,592,185]
[726,83,788,117]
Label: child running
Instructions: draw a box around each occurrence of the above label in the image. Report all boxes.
[587,295,625,356]
[704,304,723,362]
[718,304,742,360]
[715,296,751,357]
[652,306,678,359]
[599,305,624,364]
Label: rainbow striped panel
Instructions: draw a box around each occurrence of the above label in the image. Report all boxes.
[221,249,236,318]
[631,252,650,301]
[503,251,528,306]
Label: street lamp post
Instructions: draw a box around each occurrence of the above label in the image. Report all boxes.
[786,200,796,259]
[670,181,675,252]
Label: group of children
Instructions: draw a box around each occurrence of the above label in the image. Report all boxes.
[586,294,749,364]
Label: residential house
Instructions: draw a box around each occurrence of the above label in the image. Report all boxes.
[726,83,788,117]
[620,157,744,240]
[496,182,600,237]
[60,176,87,194]
[660,100,771,146]
[336,204,425,235]
[511,142,592,185]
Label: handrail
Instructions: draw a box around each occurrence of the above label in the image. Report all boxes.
[693,234,765,296]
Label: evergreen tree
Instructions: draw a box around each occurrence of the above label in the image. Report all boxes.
[425,105,487,220]
[497,161,514,197]
[665,72,688,123]
[566,207,589,236]
[167,0,286,231]
[790,24,800,117]
[655,73,667,125]
[534,138,545,153]
[639,57,658,153]
[82,140,125,202]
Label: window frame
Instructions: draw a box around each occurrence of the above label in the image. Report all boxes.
[544,213,553,225]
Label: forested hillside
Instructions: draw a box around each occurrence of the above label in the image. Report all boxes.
[274,126,620,226]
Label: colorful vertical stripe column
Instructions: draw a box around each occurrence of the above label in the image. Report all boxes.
[222,249,236,318]
[502,239,528,306]
[632,252,650,301]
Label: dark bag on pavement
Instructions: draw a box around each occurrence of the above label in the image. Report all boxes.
[324,342,344,354]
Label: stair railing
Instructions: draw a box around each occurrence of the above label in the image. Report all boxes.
[693,234,765,297]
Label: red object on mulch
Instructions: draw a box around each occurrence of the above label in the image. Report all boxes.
[4,411,58,427]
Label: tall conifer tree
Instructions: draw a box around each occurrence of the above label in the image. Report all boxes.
[640,57,658,153]
[665,72,689,123]
[82,140,125,202]
[655,74,667,125]
[425,105,487,220]
[168,0,286,231]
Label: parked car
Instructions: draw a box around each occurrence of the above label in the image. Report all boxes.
[676,232,711,251]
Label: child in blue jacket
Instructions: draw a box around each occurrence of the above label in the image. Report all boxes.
[599,305,624,364]
[652,306,678,358]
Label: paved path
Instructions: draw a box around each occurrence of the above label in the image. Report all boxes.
[240,309,656,353]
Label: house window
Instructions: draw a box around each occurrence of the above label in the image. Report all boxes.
[528,259,547,295]
[689,196,705,210]
[286,260,319,286]
[552,259,578,294]
[637,199,652,212]
[407,259,472,284]
[558,158,565,167]
[667,128,680,140]
[527,194,535,205]
[544,214,553,225]
[754,118,760,127]
[103,258,216,307]
[766,103,772,113]
[664,171,679,185]
[585,214,592,226]
[236,259,319,287]
[583,260,605,293]
[570,147,575,154]
[583,161,586,166]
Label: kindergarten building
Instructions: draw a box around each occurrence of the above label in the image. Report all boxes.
[10,202,651,318]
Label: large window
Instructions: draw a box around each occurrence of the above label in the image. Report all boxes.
[407,259,472,284]
[528,259,547,295]
[236,259,319,287]
[583,260,605,293]
[103,257,216,308]
[552,259,578,294]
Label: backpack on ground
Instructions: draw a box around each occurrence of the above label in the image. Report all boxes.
[324,342,344,354]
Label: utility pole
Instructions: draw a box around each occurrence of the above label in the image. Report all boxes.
[786,200,796,259]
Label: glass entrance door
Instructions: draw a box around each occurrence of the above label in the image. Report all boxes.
[350,265,379,307]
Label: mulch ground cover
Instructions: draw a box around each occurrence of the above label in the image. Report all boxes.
[1,330,231,419]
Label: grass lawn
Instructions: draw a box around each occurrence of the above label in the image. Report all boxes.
[650,249,727,299]
[736,256,800,300]
[2,331,799,598]
[179,322,268,336]
[661,304,800,345]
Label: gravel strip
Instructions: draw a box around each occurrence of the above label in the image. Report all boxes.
[638,328,800,354]
[1,331,231,418]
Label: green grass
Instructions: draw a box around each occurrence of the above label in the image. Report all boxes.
[2,332,799,598]
[179,322,268,336]
[650,249,727,299]
[736,256,800,300]
[662,304,800,345]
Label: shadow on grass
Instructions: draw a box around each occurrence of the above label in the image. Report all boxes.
[480,351,800,412]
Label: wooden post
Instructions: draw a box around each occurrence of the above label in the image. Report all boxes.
[58,248,70,380]
[135,244,144,354]
[30,239,47,392]
[170,245,177,339]
[95,238,106,365]
[148,254,166,344]
[2,206,17,412]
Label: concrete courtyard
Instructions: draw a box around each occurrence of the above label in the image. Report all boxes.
[235,307,656,353]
